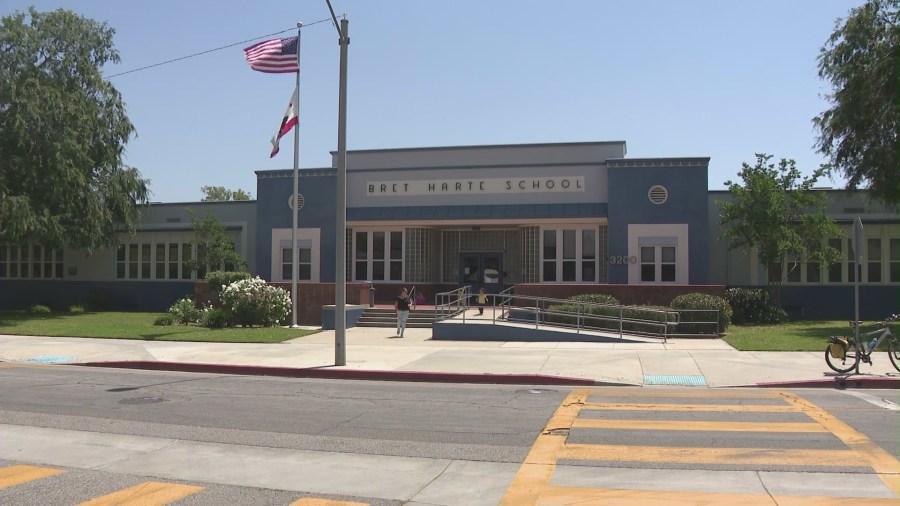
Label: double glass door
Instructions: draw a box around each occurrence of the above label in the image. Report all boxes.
[460,252,503,293]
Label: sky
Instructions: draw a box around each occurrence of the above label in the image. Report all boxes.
[5,0,863,203]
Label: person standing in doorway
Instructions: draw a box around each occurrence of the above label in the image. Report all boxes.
[476,287,488,316]
[395,287,411,338]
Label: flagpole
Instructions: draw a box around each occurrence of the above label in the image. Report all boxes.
[290,24,302,329]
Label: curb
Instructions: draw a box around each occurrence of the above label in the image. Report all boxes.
[755,376,900,389]
[75,360,618,387]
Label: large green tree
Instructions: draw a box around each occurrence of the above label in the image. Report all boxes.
[718,154,842,290]
[0,8,149,249]
[815,0,900,206]
[186,211,247,277]
[201,186,252,201]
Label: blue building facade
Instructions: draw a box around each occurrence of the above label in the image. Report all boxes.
[1,140,897,319]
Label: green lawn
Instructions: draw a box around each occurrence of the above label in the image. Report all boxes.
[723,320,899,351]
[0,311,318,343]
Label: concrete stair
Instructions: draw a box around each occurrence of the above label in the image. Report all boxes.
[356,307,451,328]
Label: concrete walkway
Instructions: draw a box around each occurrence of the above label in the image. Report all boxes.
[1,312,898,388]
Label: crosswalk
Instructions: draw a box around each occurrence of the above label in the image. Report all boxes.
[501,388,900,505]
[0,464,370,505]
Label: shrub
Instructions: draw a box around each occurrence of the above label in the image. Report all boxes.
[670,293,732,334]
[544,294,676,336]
[221,277,292,327]
[726,288,787,324]
[566,293,620,305]
[69,305,85,314]
[28,304,51,314]
[201,307,232,328]
[154,313,176,326]
[205,270,251,295]
[168,297,202,324]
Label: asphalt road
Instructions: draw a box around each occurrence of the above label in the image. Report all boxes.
[1,363,898,505]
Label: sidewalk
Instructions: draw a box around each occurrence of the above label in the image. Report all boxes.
[1,316,898,388]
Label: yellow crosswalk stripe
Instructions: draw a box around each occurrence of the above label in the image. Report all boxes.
[585,389,781,399]
[561,443,859,466]
[779,391,900,495]
[582,402,800,412]
[538,485,900,506]
[0,465,65,489]
[572,418,829,433]
[289,498,370,505]
[77,481,204,505]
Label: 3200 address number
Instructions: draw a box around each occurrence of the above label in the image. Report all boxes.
[604,256,637,264]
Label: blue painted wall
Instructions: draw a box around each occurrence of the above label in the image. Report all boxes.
[255,169,338,282]
[607,160,710,284]
[778,285,900,320]
[0,280,196,311]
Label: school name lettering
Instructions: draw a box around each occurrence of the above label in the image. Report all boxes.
[366,177,585,196]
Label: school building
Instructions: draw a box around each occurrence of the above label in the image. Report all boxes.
[2,141,898,322]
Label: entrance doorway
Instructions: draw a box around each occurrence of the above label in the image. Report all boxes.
[460,252,504,293]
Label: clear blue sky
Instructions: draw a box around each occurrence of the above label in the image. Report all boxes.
[6,0,861,202]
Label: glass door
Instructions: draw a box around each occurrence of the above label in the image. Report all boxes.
[459,252,504,293]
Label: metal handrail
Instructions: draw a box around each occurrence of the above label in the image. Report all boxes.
[434,285,470,321]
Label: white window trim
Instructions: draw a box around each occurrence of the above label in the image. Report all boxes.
[627,224,689,284]
[271,228,320,283]
[352,228,405,283]
[539,225,600,283]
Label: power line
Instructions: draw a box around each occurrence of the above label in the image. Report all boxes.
[105,18,332,79]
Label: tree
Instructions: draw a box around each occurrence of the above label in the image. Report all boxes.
[718,154,842,296]
[186,211,247,277]
[814,0,900,206]
[0,8,150,249]
[201,186,252,201]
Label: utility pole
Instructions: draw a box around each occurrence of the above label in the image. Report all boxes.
[327,1,349,366]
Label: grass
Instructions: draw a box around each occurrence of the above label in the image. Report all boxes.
[0,311,318,343]
[723,320,899,351]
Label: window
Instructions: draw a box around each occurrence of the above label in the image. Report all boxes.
[181,244,192,280]
[867,238,881,282]
[281,245,312,281]
[641,245,676,283]
[582,229,596,282]
[168,243,180,279]
[562,230,576,281]
[0,244,63,279]
[541,227,599,283]
[847,239,857,283]
[542,230,557,282]
[891,239,900,283]
[786,255,801,283]
[827,238,842,283]
[353,230,404,282]
[155,244,166,279]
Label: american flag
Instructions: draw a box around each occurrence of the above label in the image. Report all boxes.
[243,36,299,73]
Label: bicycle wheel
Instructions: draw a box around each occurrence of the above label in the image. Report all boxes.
[825,339,860,373]
[889,339,900,373]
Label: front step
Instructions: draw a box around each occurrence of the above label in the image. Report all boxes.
[356,307,456,328]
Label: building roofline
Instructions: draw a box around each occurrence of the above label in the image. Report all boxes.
[330,140,628,156]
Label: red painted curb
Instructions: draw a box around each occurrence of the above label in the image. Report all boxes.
[74,360,608,386]
[755,377,900,389]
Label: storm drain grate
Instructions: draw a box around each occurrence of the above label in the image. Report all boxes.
[643,374,707,386]
[22,355,77,364]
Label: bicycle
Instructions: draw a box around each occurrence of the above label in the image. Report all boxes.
[825,314,900,373]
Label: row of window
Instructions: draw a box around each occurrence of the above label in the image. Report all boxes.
[0,245,64,279]
[353,231,403,282]
[116,242,236,280]
[779,237,900,284]
[542,228,598,282]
